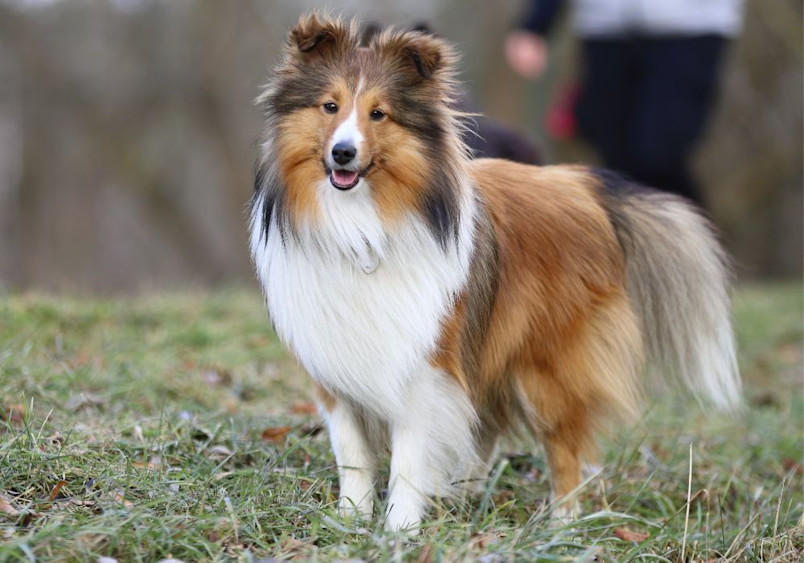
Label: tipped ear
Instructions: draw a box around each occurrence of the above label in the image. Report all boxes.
[288,13,351,63]
[405,41,440,79]
[381,31,450,81]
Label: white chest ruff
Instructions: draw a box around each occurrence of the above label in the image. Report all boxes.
[250,181,476,417]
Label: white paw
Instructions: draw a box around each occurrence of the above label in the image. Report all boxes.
[338,496,373,521]
[384,513,421,535]
[384,499,422,534]
[550,498,580,526]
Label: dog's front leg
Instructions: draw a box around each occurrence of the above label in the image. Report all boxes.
[384,369,478,533]
[385,421,430,532]
[317,389,376,520]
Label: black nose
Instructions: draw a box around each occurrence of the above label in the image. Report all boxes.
[332,142,356,165]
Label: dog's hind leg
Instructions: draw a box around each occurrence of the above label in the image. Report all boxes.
[515,293,642,520]
[514,375,591,520]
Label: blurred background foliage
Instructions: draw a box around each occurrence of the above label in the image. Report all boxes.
[0,0,800,293]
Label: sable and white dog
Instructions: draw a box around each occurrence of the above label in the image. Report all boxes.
[249,14,740,532]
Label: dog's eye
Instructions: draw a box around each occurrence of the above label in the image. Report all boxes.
[323,102,338,114]
[370,109,386,121]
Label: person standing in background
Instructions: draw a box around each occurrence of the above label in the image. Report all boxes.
[506,0,743,207]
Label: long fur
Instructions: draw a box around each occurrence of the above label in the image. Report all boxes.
[249,13,740,531]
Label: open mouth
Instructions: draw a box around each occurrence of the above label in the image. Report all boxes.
[325,162,374,191]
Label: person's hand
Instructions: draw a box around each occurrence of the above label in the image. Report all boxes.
[505,30,548,80]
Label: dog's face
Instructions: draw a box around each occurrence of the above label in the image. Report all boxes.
[259,14,462,230]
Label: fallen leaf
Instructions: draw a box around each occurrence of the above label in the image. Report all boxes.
[47,480,67,502]
[114,491,133,508]
[261,426,291,443]
[614,527,648,543]
[279,536,315,559]
[132,458,162,471]
[3,404,25,425]
[290,401,318,415]
[0,495,19,516]
[469,532,503,549]
[783,458,803,475]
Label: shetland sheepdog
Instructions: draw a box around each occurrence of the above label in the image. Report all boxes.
[249,14,740,532]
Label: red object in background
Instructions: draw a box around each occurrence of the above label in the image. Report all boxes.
[545,82,580,140]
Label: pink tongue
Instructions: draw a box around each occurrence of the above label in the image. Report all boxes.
[332,169,358,186]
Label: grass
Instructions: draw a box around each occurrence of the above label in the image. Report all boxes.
[0,283,802,562]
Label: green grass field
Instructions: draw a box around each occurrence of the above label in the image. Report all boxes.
[1,284,802,562]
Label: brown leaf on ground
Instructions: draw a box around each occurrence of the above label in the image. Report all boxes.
[469,531,503,549]
[3,404,25,425]
[132,457,163,471]
[783,458,803,475]
[261,426,291,442]
[280,536,317,559]
[47,480,68,502]
[290,401,318,415]
[114,491,134,508]
[0,495,19,515]
[614,527,648,543]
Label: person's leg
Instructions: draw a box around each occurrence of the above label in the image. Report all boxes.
[627,35,726,205]
[575,39,639,173]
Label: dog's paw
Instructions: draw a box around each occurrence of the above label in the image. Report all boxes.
[384,515,421,536]
[550,498,580,527]
[338,497,373,522]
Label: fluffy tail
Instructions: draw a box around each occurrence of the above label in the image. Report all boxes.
[600,176,741,410]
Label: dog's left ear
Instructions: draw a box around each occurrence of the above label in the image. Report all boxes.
[382,31,451,81]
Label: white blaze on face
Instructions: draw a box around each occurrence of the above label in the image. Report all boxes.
[328,103,364,168]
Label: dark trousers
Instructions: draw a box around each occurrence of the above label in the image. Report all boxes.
[575,35,726,205]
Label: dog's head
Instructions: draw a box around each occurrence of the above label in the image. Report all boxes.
[257,13,465,238]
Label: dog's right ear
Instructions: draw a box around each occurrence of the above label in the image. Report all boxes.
[288,13,350,64]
